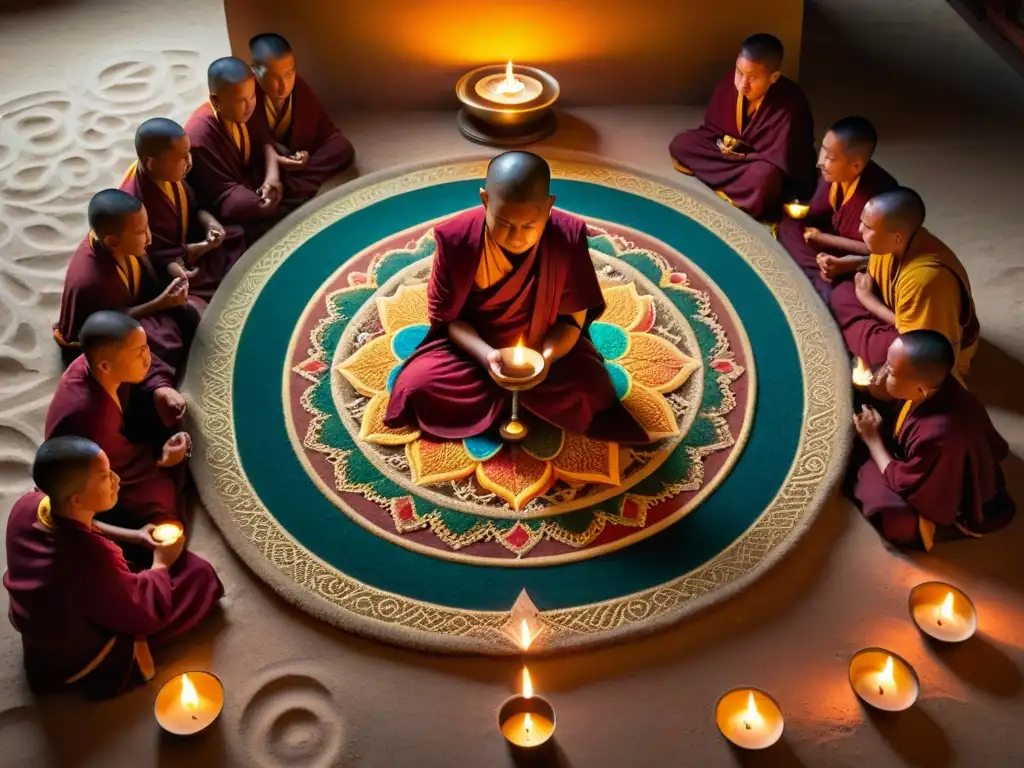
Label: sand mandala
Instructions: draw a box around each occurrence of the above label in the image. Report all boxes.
[184,154,852,653]
[289,224,751,564]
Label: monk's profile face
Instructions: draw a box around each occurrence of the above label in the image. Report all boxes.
[480,190,555,255]
[105,208,152,258]
[69,451,120,515]
[881,338,930,401]
[859,202,902,256]
[734,56,781,103]
[817,131,864,184]
[212,76,257,123]
[255,53,297,103]
[97,326,152,384]
[145,135,192,184]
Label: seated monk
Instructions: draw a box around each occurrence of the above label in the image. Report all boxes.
[668,33,816,220]
[122,118,245,302]
[777,116,897,301]
[55,189,198,382]
[831,187,979,380]
[3,436,223,699]
[852,331,1014,548]
[249,32,355,201]
[384,151,647,443]
[185,56,287,244]
[46,311,192,526]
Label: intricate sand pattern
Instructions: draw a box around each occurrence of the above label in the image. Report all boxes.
[0,50,206,509]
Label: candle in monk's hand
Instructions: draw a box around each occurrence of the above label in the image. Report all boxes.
[498,667,556,748]
[849,649,919,711]
[715,688,784,750]
[852,357,874,388]
[155,671,224,735]
[909,582,978,643]
[784,200,811,219]
[152,522,183,544]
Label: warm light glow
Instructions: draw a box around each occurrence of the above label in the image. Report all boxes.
[940,591,955,621]
[852,357,873,387]
[742,691,765,730]
[878,656,895,693]
[180,673,199,710]
[512,339,525,367]
[524,712,533,737]
[152,523,183,544]
[495,60,525,96]
[522,666,534,699]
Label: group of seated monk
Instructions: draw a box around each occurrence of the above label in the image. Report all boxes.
[674,33,1013,547]
[4,32,354,700]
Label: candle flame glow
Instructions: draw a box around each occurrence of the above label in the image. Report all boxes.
[496,60,525,96]
[152,522,182,544]
[852,357,873,387]
[512,339,526,367]
[878,655,895,695]
[524,712,533,736]
[940,591,955,620]
[746,691,758,717]
[522,666,534,699]
[180,673,199,710]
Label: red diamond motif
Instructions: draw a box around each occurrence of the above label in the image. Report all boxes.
[504,523,531,550]
[395,496,415,522]
[621,498,641,519]
[299,358,329,376]
[711,359,734,374]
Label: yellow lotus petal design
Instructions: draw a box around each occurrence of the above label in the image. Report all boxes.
[620,333,701,393]
[622,381,679,440]
[359,393,420,446]
[378,283,429,334]
[406,438,477,486]
[336,334,399,397]
[552,432,621,485]
[597,282,647,330]
[476,449,555,511]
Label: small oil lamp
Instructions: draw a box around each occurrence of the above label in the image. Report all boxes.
[489,339,545,443]
[784,200,811,219]
[715,687,785,750]
[498,667,556,749]
[152,522,183,544]
[155,671,224,735]
[909,582,978,643]
[852,357,874,388]
[456,60,560,146]
[849,648,919,712]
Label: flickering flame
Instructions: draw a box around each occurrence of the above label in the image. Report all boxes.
[742,691,764,730]
[878,656,895,695]
[152,523,183,544]
[522,666,534,699]
[520,618,532,649]
[852,357,873,387]
[180,673,199,710]
[524,712,534,736]
[496,60,525,96]
[940,591,955,621]
[512,339,526,367]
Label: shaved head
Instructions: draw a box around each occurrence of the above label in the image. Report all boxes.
[901,330,955,386]
[485,151,551,204]
[32,436,102,502]
[829,116,877,161]
[79,311,142,367]
[134,117,186,161]
[88,189,142,240]
[740,33,784,73]
[868,187,926,233]
[250,32,292,64]
[208,56,253,94]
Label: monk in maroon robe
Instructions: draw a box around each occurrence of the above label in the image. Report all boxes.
[384,152,646,443]
[852,331,1014,548]
[669,33,816,220]
[249,33,355,201]
[46,312,192,526]
[56,189,198,386]
[122,118,245,302]
[4,437,222,698]
[185,56,288,244]
[777,116,897,301]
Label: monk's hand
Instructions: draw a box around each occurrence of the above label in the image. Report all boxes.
[287,150,309,169]
[485,348,504,378]
[152,531,187,570]
[716,139,746,160]
[804,227,822,245]
[157,277,189,310]
[154,386,187,426]
[853,271,875,303]
[258,179,283,208]
[853,404,883,442]
[205,219,226,244]
[157,431,192,468]
[135,523,162,551]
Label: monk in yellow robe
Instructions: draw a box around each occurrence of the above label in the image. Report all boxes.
[831,187,979,380]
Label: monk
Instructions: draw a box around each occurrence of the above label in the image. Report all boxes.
[55,189,198,383]
[668,33,816,220]
[249,32,355,201]
[852,331,1014,548]
[384,152,647,443]
[777,116,897,300]
[4,436,223,698]
[831,187,979,380]
[122,117,246,302]
[45,311,191,526]
[185,56,287,244]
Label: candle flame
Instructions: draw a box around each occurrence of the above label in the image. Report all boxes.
[878,655,895,694]
[152,523,182,544]
[512,339,526,367]
[746,691,758,718]
[522,666,534,699]
[180,673,199,710]
[524,712,533,733]
[852,357,873,387]
[940,591,955,620]
[497,60,525,96]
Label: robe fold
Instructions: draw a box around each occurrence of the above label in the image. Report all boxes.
[55,236,199,388]
[120,163,246,302]
[4,491,223,698]
[45,356,185,523]
[185,102,293,244]
[778,161,898,300]
[383,208,648,443]
[251,77,355,201]
[853,377,1015,545]
[831,228,980,378]
[669,73,817,219]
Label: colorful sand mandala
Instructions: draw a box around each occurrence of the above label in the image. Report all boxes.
[289,223,752,564]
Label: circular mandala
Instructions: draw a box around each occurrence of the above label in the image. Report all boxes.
[184,154,852,654]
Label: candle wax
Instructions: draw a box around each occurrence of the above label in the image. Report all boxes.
[155,672,224,735]
[909,584,977,643]
[716,689,784,750]
[850,652,918,711]
[501,711,554,747]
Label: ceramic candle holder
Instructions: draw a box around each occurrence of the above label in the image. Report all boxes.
[490,346,545,391]
[909,581,978,643]
[498,693,557,749]
[155,671,224,736]
[715,687,785,750]
[849,648,919,712]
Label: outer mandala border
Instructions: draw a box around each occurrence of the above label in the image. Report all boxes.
[182,151,853,655]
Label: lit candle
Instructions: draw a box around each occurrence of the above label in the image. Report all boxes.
[154,671,224,735]
[499,339,540,379]
[909,581,978,643]
[849,648,919,711]
[852,357,874,388]
[715,688,784,750]
[784,200,811,219]
[152,522,183,544]
[498,667,556,749]
[473,60,545,106]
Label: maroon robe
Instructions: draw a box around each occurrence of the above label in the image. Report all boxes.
[777,161,897,300]
[120,165,246,302]
[55,236,198,388]
[853,378,1015,545]
[669,73,816,219]
[45,356,184,524]
[250,77,355,201]
[185,101,292,243]
[384,208,647,443]
[4,491,223,698]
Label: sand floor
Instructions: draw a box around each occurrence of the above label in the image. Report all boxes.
[1,1,1023,766]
